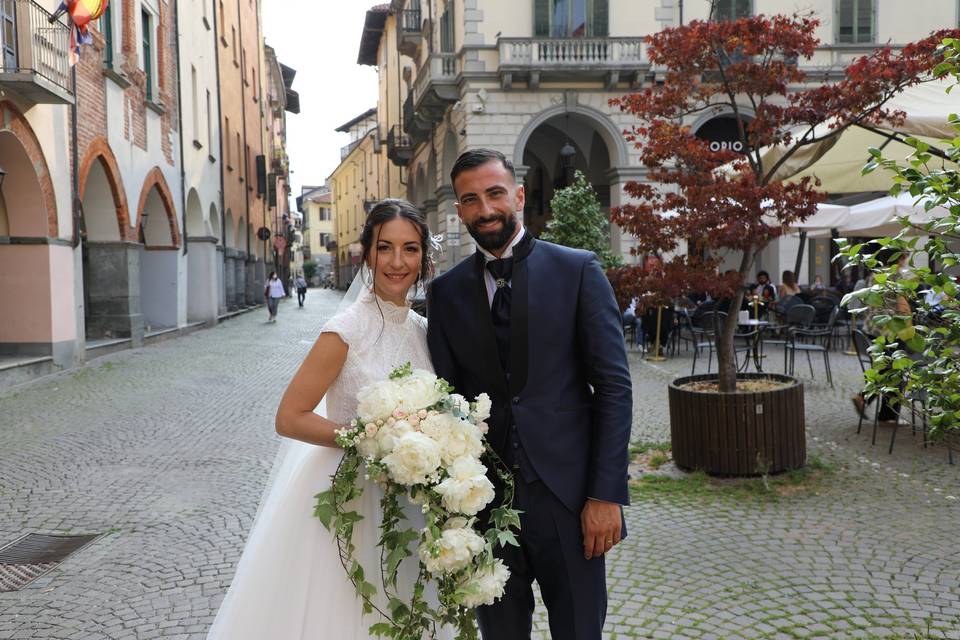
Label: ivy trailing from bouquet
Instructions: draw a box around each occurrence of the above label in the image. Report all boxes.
[314,363,521,640]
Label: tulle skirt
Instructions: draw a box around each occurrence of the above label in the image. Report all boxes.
[207,423,454,639]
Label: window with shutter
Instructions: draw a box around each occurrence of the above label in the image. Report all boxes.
[440,7,454,52]
[836,0,874,44]
[713,0,752,20]
[535,0,607,37]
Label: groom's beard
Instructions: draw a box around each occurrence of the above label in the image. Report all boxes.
[465,213,518,254]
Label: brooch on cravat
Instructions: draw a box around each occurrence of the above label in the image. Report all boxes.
[495,278,507,289]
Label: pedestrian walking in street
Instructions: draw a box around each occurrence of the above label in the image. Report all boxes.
[264,271,285,323]
[294,273,308,308]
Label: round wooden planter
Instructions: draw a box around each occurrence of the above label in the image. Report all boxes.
[668,373,806,476]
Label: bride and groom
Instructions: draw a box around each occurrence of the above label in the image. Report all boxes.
[207,148,633,639]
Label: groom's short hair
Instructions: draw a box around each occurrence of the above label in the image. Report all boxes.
[450,148,516,189]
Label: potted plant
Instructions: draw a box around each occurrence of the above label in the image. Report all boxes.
[609,8,955,475]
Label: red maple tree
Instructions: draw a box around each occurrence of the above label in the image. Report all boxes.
[610,14,959,392]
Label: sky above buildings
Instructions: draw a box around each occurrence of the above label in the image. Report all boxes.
[263,2,379,199]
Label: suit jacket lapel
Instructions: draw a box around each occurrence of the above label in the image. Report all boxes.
[471,253,509,398]
[509,242,531,396]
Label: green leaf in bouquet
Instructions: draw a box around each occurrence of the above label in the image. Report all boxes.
[389,362,413,379]
[389,597,410,620]
[368,622,394,637]
[496,530,520,548]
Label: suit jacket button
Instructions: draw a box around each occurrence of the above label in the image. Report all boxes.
[512,396,520,405]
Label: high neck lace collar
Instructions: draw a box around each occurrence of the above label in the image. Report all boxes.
[359,289,411,324]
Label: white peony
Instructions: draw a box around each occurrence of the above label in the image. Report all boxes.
[435,456,496,516]
[418,520,486,575]
[356,381,402,423]
[356,434,380,460]
[375,419,415,456]
[381,431,442,486]
[472,393,492,422]
[393,370,445,413]
[458,559,510,607]
[420,414,483,466]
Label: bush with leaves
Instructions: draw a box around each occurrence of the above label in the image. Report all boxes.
[840,37,960,441]
[541,170,623,269]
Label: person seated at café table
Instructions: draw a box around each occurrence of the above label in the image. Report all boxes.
[750,270,777,303]
[778,270,802,299]
[810,274,826,293]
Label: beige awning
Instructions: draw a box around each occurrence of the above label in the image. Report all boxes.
[755,79,959,193]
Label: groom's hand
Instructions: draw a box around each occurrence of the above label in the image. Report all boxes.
[581,499,622,560]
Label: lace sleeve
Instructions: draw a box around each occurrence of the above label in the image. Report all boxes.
[321,307,359,347]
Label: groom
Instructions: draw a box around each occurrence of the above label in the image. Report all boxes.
[427,148,632,639]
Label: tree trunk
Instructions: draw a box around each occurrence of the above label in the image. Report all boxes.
[716,250,758,392]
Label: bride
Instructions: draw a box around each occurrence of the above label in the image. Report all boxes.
[207,200,454,639]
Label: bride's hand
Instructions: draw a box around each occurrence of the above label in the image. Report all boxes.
[275,333,348,447]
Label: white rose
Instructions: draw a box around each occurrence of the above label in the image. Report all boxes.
[459,559,510,607]
[382,431,442,486]
[420,415,483,466]
[394,370,444,413]
[356,381,402,423]
[418,522,486,575]
[435,457,495,515]
[374,419,413,456]
[472,393,492,422]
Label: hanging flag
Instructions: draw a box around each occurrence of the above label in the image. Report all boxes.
[49,0,109,65]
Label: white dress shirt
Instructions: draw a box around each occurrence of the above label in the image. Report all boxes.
[476,225,527,308]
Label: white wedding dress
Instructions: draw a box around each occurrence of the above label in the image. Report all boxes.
[207,290,454,639]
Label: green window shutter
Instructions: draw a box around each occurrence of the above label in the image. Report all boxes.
[102,4,113,68]
[592,0,608,36]
[534,0,550,37]
[141,9,152,101]
[737,0,752,17]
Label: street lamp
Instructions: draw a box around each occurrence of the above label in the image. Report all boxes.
[559,141,576,186]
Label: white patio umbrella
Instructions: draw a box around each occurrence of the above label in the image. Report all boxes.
[837,192,951,237]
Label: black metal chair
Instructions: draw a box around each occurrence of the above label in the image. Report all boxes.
[690,311,727,374]
[785,306,839,386]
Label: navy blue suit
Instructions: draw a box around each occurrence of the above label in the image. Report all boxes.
[427,238,632,639]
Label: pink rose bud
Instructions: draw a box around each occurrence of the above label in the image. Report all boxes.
[418,409,428,419]
[365,423,378,438]
[392,408,406,419]
[408,415,420,426]
[479,422,489,434]
[386,417,396,426]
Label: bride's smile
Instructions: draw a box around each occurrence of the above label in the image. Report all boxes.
[371,217,424,306]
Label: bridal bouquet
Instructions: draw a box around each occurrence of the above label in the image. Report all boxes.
[314,363,521,640]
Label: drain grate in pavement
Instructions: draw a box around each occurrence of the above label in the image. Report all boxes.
[0,533,100,592]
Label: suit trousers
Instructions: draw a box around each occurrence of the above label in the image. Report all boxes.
[476,476,607,640]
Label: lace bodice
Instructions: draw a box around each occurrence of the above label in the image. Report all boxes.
[321,290,433,425]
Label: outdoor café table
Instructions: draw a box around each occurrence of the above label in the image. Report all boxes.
[738,319,770,372]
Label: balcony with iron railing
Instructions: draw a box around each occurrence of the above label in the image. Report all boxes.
[0,0,73,105]
[497,36,647,89]
[403,53,459,145]
[386,125,413,167]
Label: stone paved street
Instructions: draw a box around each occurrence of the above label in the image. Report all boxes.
[1,290,959,639]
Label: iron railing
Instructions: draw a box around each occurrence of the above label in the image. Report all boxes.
[411,53,458,108]
[0,0,71,97]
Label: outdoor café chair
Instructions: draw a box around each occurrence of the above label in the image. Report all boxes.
[785,306,839,386]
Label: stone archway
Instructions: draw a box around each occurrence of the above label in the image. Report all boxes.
[136,170,180,332]
[517,110,614,238]
[0,122,72,363]
[79,143,142,343]
[186,189,217,323]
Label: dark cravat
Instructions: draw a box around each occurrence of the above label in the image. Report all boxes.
[486,257,513,373]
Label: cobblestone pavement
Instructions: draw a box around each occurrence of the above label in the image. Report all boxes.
[1,293,958,639]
